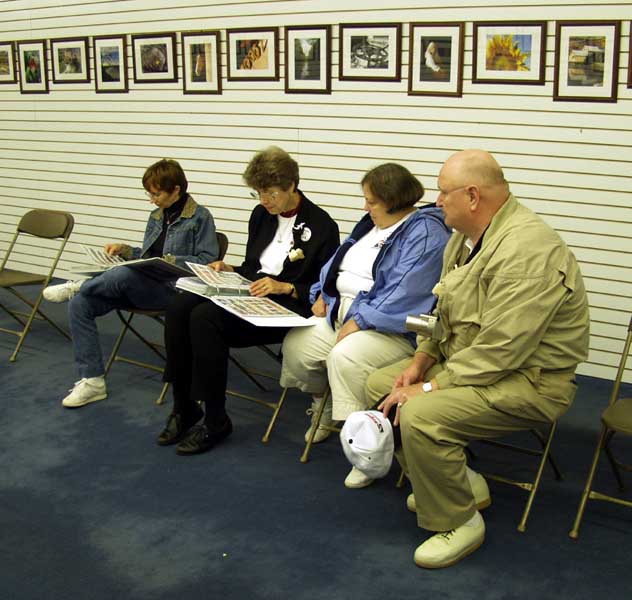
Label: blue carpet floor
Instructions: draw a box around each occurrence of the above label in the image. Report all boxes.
[1,287,631,600]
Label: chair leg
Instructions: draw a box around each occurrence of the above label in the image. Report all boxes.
[156,382,170,406]
[569,425,610,539]
[517,421,557,533]
[104,311,134,375]
[603,431,626,491]
[261,388,289,444]
[229,354,268,392]
[531,428,563,481]
[300,388,331,463]
[396,468,406,488]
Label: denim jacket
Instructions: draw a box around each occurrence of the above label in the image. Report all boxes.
[311,205,450,346]
[128,195,219,267]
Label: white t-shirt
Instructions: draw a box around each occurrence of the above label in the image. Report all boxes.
[258,214,297,276]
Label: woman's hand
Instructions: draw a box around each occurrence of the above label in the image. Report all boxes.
[335,318,360,344]
[208,261,234,272]
[249,277,289,297]
[311,294,326,317]
[104,243,131,256]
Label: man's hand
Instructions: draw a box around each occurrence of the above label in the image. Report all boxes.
[311,294,326,317]
[249,277,288,298]
[392,353,436,391]
[208,261,234,272]
[336,318,360,344]
[104,243,131,256]
[378,383,423,426]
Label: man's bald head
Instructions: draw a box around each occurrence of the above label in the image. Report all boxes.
[442,149,507,189]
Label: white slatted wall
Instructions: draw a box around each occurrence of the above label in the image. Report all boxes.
[0,0,630,382]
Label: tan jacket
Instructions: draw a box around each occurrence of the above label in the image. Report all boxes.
[417,194,590,391]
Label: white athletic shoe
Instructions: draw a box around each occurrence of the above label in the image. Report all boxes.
[304,395,333,443]
[407,468,491,513]
[43,279,85,303]
[413,511,485,569]
[62,377,107,408]
[344,466,374,489]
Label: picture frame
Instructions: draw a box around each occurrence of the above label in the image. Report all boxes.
[226,27,279,81]
[408,22,464,97]
[17,40,48,94]
[285,25,331,94]
[553,21,620,102]
[473,21,547,85]
[93,35,128,93]
[628,21,632,89]
[51,37,89,84]
[131,32,177,83]
[0,41,17,84]
[339,23,401,82]
[182,30,222,94]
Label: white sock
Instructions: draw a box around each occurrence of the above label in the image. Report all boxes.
[464,511,483,528]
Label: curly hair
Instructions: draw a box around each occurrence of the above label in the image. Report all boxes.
[242,146,299,191]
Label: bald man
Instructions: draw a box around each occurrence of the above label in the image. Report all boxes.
[366,150,590,569]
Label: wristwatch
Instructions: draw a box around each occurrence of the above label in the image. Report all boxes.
[422,382,433,393]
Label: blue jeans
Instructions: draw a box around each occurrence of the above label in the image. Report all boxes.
[68,267,176,378]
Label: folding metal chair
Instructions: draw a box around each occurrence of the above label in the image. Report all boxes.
[0,209,74,361]
[569,315,632,539]
[104,232,228,404]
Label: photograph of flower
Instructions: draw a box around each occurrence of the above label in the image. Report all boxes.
[473,22,546,84]
[17,40,48,93]
[339,23,401,81]
[408,22,464,96]
[94,35,127,93]
[285,25,331,93]
[131,33,177,83]
[554,21,620,102]
[182,31,222,94]
[227,27,279,81]
[51,37,89,83]
[0,42,16,84]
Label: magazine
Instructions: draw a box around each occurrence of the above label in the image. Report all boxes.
[185,262,252,296]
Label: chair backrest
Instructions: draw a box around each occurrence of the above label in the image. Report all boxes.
[18,209,74,239]
[217,231,229,261]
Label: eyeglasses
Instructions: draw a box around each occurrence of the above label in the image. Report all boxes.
[437,185,468,198]
[145,190,164,199]
[249,190,280,201]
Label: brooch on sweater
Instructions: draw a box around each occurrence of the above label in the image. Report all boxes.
[288,248,305,262]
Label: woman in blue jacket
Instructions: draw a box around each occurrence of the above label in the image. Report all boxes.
[280,163,450,488]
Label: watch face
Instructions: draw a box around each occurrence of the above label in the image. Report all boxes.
[422,382,433,393]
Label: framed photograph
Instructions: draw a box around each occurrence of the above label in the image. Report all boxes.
[0,42,17,84]
[17,40,48,94]
[182,30,222,94]
[51,37,89,83]
[554,21,620,102]
[93,35,128,93]
[339,23,401,82]
[408,22,464,96]
[285,25,331,94]
[473,21,546,84]
[131,32,177,83]
[227,27,279,81]
[627,21,632,88]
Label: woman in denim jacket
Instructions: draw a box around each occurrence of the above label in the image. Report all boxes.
[280,163,450,488]
[43,159,219,408]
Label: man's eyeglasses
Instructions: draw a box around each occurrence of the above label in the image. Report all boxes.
[437,185,468,198]
[145,190,163,199]
[250,190,280,201]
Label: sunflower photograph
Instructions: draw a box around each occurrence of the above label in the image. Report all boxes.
[485,34,531,71]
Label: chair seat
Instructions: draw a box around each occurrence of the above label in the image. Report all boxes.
[0,268,47,287]
[602,397,632,434]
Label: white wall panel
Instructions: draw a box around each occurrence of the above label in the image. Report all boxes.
[0,0,630,381]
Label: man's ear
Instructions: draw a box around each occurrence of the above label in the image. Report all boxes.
[467,185,481,211]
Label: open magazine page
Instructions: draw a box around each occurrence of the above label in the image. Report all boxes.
[185,262,251,295]
[82,245,126,266]
[210,296,313,328]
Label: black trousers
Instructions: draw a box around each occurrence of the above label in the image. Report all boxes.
[163,291,289,425]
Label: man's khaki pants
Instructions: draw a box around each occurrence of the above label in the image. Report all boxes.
[366,358,577,532]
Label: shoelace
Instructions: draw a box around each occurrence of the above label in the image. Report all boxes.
[69,378,88,392]
[439,530,456,541]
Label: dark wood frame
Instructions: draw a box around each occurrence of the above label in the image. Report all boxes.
[17,39,49,94]
[339,22,402,82]
[226,27,279,82]
[553,21,620,102]
[0,41,17,84]
[131,32,177,83]
[181,30,222,95]
[408,22,464,97]
[628,21,632,89]
[51,37,90,84]
[93,35,128,93]
[473,21,547,85]
[285,25,331,94]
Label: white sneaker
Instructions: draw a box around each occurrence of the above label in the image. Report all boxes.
[414,511,485,569]
[344,466,374,489]
[62,377,107,408]
[407,468,491,513]
[304,395,333,443]
[43,279,85,303]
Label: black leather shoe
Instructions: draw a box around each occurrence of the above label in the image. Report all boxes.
[157,410,203,446]
[176,417,233,455]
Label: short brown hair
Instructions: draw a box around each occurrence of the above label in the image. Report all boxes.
[361,163,424,213]
[142,159,188,194]
[242,146,299,191]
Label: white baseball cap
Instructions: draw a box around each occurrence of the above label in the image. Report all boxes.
[340,410,395,479]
